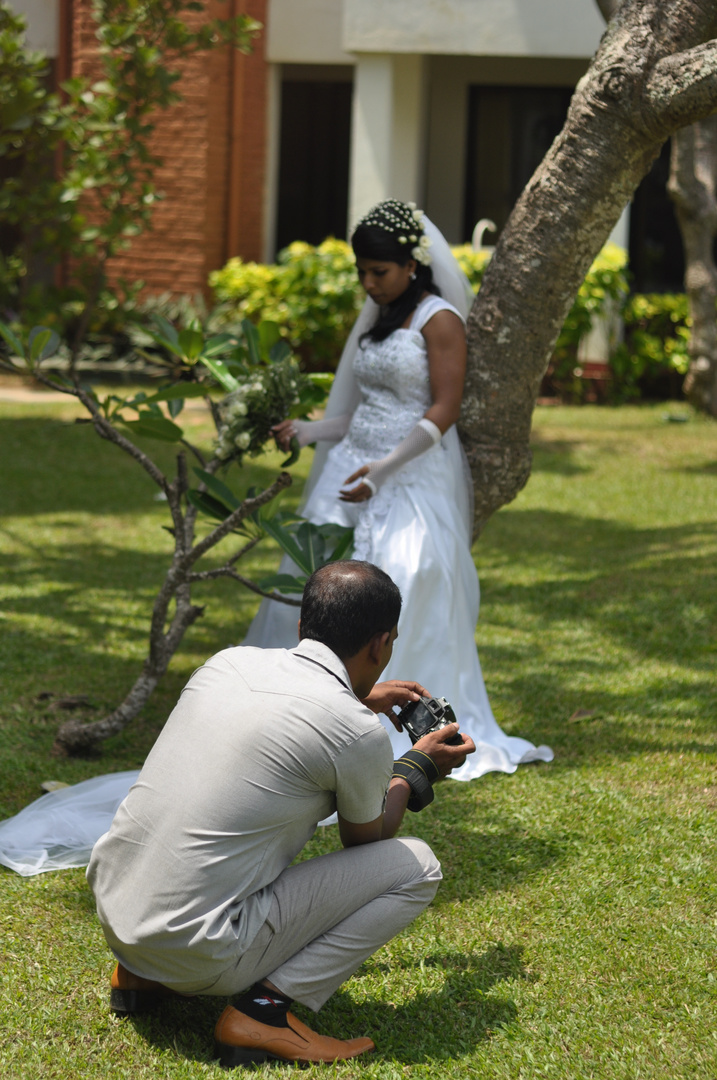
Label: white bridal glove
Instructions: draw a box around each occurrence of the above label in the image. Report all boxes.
[289,415,351,447]
[363,418,442,495]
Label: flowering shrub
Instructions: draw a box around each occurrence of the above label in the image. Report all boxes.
[450,245,493,292]
[610,292,691,400]
[209,238,694,401]
[547,243,630,401]
[209,238,363,371]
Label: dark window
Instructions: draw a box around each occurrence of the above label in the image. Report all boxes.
[464,85,573,242]
[628,140,684,292]
[275,80,353,253]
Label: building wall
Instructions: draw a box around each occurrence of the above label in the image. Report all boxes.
[343,0,605,57]
[59,0,268,297]
[267,0,352,63]
[9,0,59,54]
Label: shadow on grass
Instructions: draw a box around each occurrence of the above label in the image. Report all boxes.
[128,944,525,1067]
[0,415,300,516]
[530,437,593,475]
[2,507,715,778]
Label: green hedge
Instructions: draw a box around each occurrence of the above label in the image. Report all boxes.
[209,239,363,371]
[3,238,692,401]
[209,240,692,401]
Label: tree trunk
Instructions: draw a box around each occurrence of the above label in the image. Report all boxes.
[461,0,717,536]
[668,117,717,415]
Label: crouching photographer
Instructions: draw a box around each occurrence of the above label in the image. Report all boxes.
[87,560,475,1068]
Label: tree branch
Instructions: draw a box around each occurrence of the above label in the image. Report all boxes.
[186,567,302,606]
[187,472,293,566]
[645,40,717,131]
[71,382,171,495]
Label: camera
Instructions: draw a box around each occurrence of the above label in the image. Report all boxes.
[396,695,463,746]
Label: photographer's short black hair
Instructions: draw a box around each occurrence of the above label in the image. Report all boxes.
[300,561,402,660]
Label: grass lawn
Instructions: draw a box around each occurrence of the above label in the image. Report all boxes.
[0,394,715,1079]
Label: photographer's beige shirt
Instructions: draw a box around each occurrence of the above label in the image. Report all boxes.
[86,640,393,991]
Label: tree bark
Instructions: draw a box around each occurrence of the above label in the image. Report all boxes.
[668,116,717,415]
[461,0,717,535]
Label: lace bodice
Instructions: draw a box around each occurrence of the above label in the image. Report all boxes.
[343,295,461,460]
[346,329,430,458]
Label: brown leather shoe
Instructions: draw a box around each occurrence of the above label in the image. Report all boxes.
[110,962,181,1016]
[214,1004,375,1067]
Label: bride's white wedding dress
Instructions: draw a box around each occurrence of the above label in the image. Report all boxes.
[245,294,553,781]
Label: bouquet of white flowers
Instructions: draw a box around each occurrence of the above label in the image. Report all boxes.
[215,356,308,464]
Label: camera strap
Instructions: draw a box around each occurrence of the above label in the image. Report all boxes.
[392,749,440,812]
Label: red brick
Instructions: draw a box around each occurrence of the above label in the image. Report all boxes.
[62,1,268,300]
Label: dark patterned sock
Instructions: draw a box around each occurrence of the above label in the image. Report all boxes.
[234,982,294,1028]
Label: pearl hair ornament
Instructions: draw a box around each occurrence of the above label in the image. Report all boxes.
[357,199,433,266]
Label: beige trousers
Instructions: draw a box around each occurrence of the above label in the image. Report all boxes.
[208,836,441,1011]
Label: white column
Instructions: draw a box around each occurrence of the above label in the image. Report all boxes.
[608,203,630,253]
[11,0,59,55]
[262,63,282,262]
[347,53,426,234]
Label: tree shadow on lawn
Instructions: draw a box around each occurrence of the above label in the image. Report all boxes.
[0,415,295,516]
[530,436,594,475]
[478,509,716,669]
[129,944,525,1067]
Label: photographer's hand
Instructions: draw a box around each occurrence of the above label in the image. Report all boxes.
[414,724,476,778]
[361,680,431,729]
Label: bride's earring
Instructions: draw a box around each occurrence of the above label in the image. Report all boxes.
[410,272,417,281]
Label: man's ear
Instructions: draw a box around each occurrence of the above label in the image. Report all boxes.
[367,630,390,664]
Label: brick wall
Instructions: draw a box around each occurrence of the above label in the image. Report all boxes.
[64,1,268,299]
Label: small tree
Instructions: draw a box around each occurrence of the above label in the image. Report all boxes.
[0,4,351,755]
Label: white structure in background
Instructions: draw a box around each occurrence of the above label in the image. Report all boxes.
[13,0,630,285]
[9,0,58,53]
[266,0,622,250]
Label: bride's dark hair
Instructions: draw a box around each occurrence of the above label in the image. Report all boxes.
[351,212,440,344]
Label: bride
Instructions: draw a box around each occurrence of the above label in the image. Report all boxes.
[246,199,553,781]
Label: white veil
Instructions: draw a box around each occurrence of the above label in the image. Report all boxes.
[302,215,475,539]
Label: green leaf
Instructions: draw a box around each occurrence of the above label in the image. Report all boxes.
[258,572,307,595]
[308,372,334,391]
[167,397,184,418]
[258,320,280,354]
[144,383,208,403]
[178,327,204,361]
[28,326,60,362]
[269,339,292,364]
[242,318,261,366]
[150,315,181,354]
[321,523,354,561]
[0,321,25,360]
[118,414,184,442]
[192,468,241,511]
[295,519,325,573]
[257,513,310,573]
[202,333,241,358]
[186,489,232,522]
[280,436,300,468]
[198,354,239,392]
